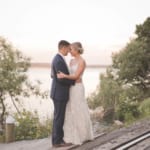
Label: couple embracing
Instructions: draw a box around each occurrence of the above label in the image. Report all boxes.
[50,40,93,148]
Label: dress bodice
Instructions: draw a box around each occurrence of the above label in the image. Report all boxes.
[69,63,78,74]
[69,63,83,78]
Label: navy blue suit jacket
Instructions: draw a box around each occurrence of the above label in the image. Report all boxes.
[50,54,75,102]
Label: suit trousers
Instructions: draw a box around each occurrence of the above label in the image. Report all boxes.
[52,100,67,145]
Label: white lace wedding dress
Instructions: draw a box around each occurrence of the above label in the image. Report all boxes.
[63,63,94,145]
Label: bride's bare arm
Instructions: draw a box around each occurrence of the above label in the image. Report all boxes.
[57,60,85,80]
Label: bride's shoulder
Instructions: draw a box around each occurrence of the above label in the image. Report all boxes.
[80,56,85,62]
[79,57,86,66]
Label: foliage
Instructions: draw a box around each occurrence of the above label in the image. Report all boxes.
[138,98,150,117]
[98,73,121,109]
[0,37,48,127]
[136,17,150,43]
[88,71,121,110]
[116,100,140,121]
[88,17,150,123]
[87,91,101,109]
[15,110,52,140]
[112,40,150,92]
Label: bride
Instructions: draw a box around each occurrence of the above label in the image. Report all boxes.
[57,42,94,145]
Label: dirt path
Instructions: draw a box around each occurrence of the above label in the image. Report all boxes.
[0,137,76,150]
[0,137,52,150]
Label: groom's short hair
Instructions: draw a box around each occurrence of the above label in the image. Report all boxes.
[58,40,70,50]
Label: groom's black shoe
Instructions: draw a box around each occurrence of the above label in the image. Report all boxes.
[53,143,64,148]
[63,142,73,146]
[63,140,73,146]
[53,142,72,148]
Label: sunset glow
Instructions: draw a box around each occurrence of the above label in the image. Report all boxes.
[0,0,149,65]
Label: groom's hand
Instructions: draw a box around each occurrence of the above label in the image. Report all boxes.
[76,78,82,83]
[57,71,66,78]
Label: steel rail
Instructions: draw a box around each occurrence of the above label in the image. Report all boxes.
[112,131,150,150]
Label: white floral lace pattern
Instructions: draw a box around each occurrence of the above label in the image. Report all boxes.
[63,63,94,145]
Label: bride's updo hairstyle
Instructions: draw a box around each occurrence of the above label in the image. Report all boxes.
[71,42,84,54]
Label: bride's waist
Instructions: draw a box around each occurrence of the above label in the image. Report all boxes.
[76,78,82,83]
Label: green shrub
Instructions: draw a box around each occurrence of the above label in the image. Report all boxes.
[115,86,142,121]
[87,91,101,109]
[138,98,150,116]
[14,110,52,140]
[116,99,139,122]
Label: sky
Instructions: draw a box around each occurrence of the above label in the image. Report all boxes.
[0,0,150,65]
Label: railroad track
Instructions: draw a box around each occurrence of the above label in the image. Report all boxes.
[69,131,150,150]
[112,131,150,150]
[68,119,150,150]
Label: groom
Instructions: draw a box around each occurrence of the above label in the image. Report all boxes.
[50,40,75,147]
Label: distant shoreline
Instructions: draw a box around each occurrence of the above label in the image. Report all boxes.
[30,62,110,68]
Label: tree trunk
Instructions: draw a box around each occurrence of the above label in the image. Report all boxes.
[0,96,5,127]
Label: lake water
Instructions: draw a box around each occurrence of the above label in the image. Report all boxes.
[9,67,106,120]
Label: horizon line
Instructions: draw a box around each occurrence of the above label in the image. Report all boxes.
[30,62,110,68]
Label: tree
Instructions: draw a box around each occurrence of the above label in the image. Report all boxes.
[88,17,150,122]
[136,17,150,43]
[112,17,150,94]
[0,37,47,128]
